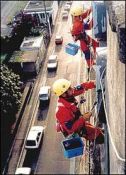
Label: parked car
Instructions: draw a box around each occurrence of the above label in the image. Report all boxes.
[15,167,31,174]
[39,86,51,101]
[25,126,44,149]
[64,4,71,11]
[62,11,69,19]
[66,1,72,5]
[55,35,63,45]
[47,55,58,71]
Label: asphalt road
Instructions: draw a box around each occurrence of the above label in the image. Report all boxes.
[32,2,85,174]
[5,1,106,174]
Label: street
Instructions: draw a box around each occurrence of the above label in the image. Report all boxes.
[3,1,105,174]
[5,1,89,174]
[1,1,125,174]
[27,2,85,174]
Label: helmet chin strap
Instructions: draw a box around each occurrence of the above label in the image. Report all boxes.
[62,92,78,105]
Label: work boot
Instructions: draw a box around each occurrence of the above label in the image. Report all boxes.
[95,133,104,144]
[87,67,90,81]
[87,67,90,74]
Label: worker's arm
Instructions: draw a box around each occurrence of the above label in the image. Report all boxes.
[81,8,92,19]
[72,81,96,96]
[84,18,93,30]
[81,81,96,90]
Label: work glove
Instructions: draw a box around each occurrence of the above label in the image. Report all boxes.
[83,112,92,120]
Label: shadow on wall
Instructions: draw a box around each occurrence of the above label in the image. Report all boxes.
[117,25,126,64]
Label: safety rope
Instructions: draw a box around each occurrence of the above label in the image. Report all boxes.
[88,1,94,81]
[99,67,125,162]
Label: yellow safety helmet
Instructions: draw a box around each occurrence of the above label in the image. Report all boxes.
[52,79,71,96]
[70,6,84,16]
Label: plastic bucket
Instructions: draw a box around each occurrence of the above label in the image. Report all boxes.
[62,136,84,158]
[65,43,79,56]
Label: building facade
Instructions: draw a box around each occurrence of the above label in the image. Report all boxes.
[23,1,59,36]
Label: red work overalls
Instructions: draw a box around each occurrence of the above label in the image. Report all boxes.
[71,8,99,68]
[55,82,103,141]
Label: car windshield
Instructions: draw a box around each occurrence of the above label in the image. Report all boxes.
[40,94,48,98]
[48,60,56,63]
[26,140,36,146]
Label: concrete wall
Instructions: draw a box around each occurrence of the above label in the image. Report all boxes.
[105,11,125,174]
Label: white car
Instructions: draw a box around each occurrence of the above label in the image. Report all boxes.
[55,35,63,44]
[64,4,71,11]
[39,86,51,101]
[25,126,44,149]
[47,55,58,70]
[66,1,72,5]
[62,11,69,19]
[15,167,31,174]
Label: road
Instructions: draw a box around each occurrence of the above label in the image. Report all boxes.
[28,2,84,174]
[21,1,86,174]
[6,1,100,174]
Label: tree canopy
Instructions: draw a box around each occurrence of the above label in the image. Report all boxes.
[0,64,22,126]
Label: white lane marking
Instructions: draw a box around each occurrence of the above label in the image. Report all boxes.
[70,158,76,174]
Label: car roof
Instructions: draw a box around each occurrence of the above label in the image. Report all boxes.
[49,55,57,60]
[39,86,51,95]
[15,167,31,174]
[27,126,44,140]
[56,35,62,39]
[31,126,44,131]
[62,11,68,14]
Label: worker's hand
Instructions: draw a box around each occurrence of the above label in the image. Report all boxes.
[91,80,96,87]
[86,17,90,23]
[83,112,92,120]
[84,80,96,90]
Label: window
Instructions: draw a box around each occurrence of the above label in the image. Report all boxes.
[26,140,36,146]
[37,136,39,142]
[40,94,48,98]
[40,13,45,19]
[48,59,56,63]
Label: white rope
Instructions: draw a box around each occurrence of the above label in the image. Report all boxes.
[99,67,125,162]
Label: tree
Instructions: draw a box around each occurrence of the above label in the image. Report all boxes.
[0,64,22,127]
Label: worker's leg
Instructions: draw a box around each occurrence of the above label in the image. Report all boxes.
[83,50,94,67]
[83,50,94,81]
[95,133,104,144]
[84,122,104,144]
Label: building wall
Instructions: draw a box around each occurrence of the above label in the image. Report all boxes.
[23,1,58,26]
[105,12,125,174]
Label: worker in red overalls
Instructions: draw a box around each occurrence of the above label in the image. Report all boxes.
[70,6,99,74]
[52,79,104,144]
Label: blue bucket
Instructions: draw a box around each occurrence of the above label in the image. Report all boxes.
[65,43,79,56]
[62,136,84,158]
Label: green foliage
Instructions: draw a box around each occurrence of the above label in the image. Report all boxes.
[0,64,22,125]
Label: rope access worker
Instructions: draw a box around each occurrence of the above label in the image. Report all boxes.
[52,79,104,144]
[70,6,99,74]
